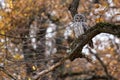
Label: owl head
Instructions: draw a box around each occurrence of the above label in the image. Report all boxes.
[73,14,86,22]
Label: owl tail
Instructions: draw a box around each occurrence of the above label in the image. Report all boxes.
[88,40,94,48]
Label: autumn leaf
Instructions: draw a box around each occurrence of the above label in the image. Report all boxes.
[13,54,23,60]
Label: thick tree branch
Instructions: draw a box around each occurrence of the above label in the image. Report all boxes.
[69,22,120,61]
[68,0,120,61]
[32,23,120,79]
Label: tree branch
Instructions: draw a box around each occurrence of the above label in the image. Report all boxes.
[0,66,16,80]
[88,47,116,80]
[68,0,80,17]
[32,22,120,80]
[32,57,69,80]
[69,22,120,61]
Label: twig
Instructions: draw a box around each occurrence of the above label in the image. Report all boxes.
[0,26,66,39]
[0,66,16,80]
[88,47,116,80]
[32,56,69,80]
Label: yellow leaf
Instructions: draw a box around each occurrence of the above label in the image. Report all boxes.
[28,77,32,80]
[1,30,5,35]
[32,65,37,71]
[10,1,13,8]
[13,54,23,60]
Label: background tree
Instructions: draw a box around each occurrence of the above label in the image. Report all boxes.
[0,0,120,80]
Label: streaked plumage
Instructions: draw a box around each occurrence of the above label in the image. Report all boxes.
[72,14,93,48]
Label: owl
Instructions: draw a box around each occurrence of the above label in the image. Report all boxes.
[72,14,93,48]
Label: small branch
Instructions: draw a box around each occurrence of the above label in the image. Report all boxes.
[88,47,116,80]
[68,0,80,17]
[0,27,66,40]
[88,48,110,78]
[32,57,69,80]
[0,66,16,80]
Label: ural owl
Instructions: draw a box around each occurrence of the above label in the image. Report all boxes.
[72,14,93,48]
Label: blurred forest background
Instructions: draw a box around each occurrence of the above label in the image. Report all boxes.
[0,0,120,80]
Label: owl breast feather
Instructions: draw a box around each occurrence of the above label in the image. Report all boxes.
[73,22,85,38]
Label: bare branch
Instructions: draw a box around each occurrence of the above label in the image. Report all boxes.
[68,0,80,17]
[0,66,16,80]
[32,57,69,80]
[88,47,116,80]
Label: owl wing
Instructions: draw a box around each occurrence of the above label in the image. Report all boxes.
[82,22,89,32]
[82,22,94,48]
